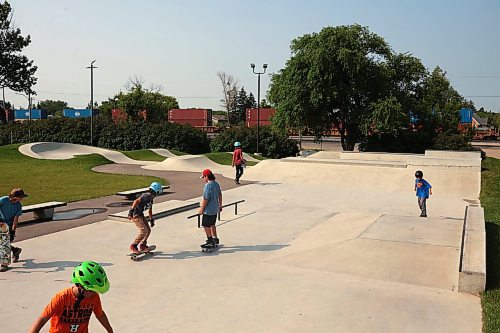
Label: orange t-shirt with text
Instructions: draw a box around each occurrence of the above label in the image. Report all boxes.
[41,287,103,333]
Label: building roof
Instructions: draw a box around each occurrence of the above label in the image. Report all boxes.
[472,113,489,126]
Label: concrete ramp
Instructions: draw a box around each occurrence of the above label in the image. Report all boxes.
[143,153,233,175]
[150,148,178,158]
[244,152,481,198]
[18,142,156,165]
[266,213,463,291]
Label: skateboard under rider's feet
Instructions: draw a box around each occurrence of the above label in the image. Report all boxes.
[128,245,156,261]
[201,243,221,253]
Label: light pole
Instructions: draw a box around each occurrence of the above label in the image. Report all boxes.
[250,63,267,154]
[86,60,97,146]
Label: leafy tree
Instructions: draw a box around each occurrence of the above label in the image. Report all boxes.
[0,1,37,124]
[419,67,467,135]
[37,100,69,117]
[232,87,256,125]
[361,53,427,137]
[268,24,392,150]
[111,80,179,122]
[260,99,271,108]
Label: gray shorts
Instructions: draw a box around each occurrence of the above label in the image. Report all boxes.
[202,214,217,227]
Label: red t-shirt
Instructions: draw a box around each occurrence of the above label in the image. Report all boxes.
[41,287,103,333]
[233,148,244,165]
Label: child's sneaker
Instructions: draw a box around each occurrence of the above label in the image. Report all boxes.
[0,265,8,272]
[12,247,21,263]
[129,244,139,253]
[214,238,220,246]
[139,243,149,252]
[201,238,214,248]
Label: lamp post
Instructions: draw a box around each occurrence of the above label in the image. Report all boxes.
[86,60,97,146]
[14,92,34,140]
[250,63,267,154]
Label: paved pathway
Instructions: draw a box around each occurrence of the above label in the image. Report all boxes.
[16,165,248,241]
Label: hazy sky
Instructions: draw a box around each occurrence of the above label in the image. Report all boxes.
[5,0,500,112]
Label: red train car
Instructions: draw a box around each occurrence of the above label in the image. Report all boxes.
[246,108,276,127]
[168,108,213,127]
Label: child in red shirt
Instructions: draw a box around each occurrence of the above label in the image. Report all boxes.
[29,261,113,333]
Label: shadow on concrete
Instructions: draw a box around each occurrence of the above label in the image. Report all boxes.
[217,212,257,227]
[152,244,288,260]
[10,259,113,274]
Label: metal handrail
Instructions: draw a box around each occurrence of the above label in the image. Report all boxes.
[187,200,245,228]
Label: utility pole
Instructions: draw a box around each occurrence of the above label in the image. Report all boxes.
[87,60,97,146]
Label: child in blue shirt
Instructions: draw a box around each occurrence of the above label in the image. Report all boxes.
[414,171,432,217]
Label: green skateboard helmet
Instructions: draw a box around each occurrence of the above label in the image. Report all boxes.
[72,261,110,294]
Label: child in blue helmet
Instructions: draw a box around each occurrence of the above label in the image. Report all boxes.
[127,182,162,253]
[232,141,245,184]
[414,170,432,217]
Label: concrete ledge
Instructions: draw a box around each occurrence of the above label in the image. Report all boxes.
[458,206,486,293]
[22,201,67,220]
[116,185,171,200]
[108,199,199,222]
[282,157,407,168]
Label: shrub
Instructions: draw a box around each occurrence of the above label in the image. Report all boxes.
[211,126,298,158]
[0,118,210,154]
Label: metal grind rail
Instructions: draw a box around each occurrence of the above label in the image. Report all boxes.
[187,200,246,228]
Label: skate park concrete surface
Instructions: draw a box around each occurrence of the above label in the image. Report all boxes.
[3,147,485,332]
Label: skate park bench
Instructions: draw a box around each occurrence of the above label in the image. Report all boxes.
[22,201,68,220]
[109,199,198,222]
[187,200,245,228]
[458,205,486,293]
[116,185,171,200]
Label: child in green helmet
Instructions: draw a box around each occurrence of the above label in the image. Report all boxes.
[29,261,114,333]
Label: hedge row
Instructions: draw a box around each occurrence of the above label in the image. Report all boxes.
[0,118,210,154]
[0,119,299,158]
[210,126,299,158]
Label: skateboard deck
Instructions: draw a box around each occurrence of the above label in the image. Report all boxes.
[0,223,12,266]
[201,244,222,253]
[128,245,156,261]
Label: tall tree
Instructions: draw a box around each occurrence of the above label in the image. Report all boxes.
[232,87,256,125]
[268,24,392,150]
[37,100,69,117]
[0,1,37,124]
[420,67,467,134]
[217,71,239,125]
[115,79,179,122]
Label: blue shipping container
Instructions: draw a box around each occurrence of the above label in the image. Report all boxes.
[63,109,97,118]
[14,109,47,120]
[459,108,473,124]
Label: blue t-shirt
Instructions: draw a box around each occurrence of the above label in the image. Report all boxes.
[202,181,221,216]
[415,179,432,198]
[132,192,153,217]
[0,196,22,227]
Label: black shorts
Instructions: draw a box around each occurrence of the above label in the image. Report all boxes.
[202,214,217,227]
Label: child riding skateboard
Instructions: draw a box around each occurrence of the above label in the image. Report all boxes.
[29,261,113,333]
[128,182,163,253]
[199,169,222,249]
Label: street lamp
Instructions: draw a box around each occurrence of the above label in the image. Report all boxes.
[86,60,97,146]
[250,63,267,154]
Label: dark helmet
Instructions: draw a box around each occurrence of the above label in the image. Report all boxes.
[415,170,423,178]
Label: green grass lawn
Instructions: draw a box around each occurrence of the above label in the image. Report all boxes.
[0,144,165,205]
[205,152,258,166]
[119,149,166,162]
[169,149,188,156]
[481,157,500,332]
